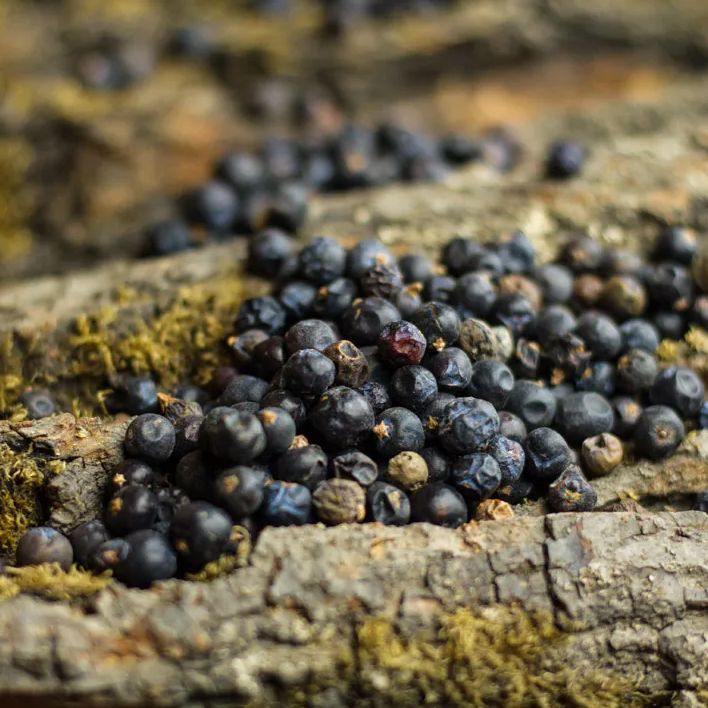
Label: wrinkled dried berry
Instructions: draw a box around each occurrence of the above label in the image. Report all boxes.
[367,481,411,525]
[312,478,366,524]
[581,433,623,478]
[547,465,597,512]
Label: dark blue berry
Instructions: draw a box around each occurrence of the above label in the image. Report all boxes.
[616,350,657,394]
[105,485,159,536]
[213,466,266,518]
[487,435,525,484]
[438,397,500,455]
[346,240,394,279]
[395,284,424,318]
[170,501,234,571]
[390,365,438,413]
[419,446,451,483]
[420,392,455,443]
[228,329,268,370]
[284,319,338,354]
[360,262,404,299]
[424,275,456,303]
[524,427,573,483]
[145,220,193,256]
[654,226,698,266]
[215,151,265,192]
[532,264,573,305]
[19,389,56,419]
[282,348,336,397]
[200,407,267,463]
[575,312,622,360]
[107,459,157,498]
[545,141,585,179]
[311,386,375,449]
[16,527,73,570]
[279,280,317,320]
[372,407,425,459]
[532,305,576,343]
[91,538,130,573]
[498,410,527,442]
[218,374,269,405]
[174,451,213,501]
[259,481,312,526]
[398,253,434,284]
[275,444,328,490]
[264,183,309,233]
[257,407,296,456]
[649,366,705,417]
[341,297,401,345]
[235,296,287,334]
[410,302,461,351]
[505,380,557,430]
[454,272,496,319]
[619,319,660,354]
[69,520,109,569]
[182,179,238,233]
[252,336,287,379]
[634,405,685,460]
[491,293,536,337]
[331,450,379,486]
[467,360,514,409]
[451,452,501,506]
[495,475,534,505]
[260,389,307,429]
[495,231,536,274]
[409,483,467,527]
[298,237,347,285]
[611,396,643,438]
[575,362,616,398]
[312,278,358,319]
[652,310,685,340]
[106,375,159,415]
[699,401,708,430]
[561,235,604,273]
[357,381,392,416]
[547,465,597,512]
[646,263,694,310]
[366,481,410,525]
[124,414,175,464]
[442,237,485,276]
[555,392,614,445]
[114,530,177,588]
[248,228,294,277]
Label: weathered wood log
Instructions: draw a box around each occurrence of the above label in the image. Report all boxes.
[0,414,704,705]
[0,508,705,705]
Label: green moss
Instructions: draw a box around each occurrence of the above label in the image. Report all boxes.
[0,138,33,266]
[69,277,251,404]
[3,563,111,602]
[0,273,255,415]
[279,606,660,707]
[0,443,51,553]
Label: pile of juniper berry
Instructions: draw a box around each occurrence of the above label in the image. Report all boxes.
[144,122,524,257]
[15,225,707,588]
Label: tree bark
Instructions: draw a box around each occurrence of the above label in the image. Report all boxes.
[0,416,705,705]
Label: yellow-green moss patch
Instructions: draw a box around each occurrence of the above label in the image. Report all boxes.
[283,606,658,707]
[0,443,47,552]
[0,138,34,266]
[3,563,111,601]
